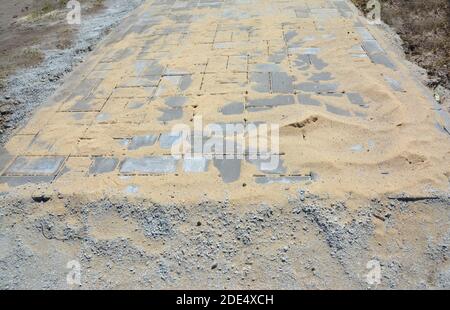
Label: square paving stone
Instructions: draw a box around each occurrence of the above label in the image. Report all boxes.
[165,96,188,107]
[347,93,368,107]
[254,175,312,184]
[369,54,396,69]
[213,158,241,183]
[355,27,374,40]
[247,157,286,174]
[183,156,209,172]
[0,176,55,186]
[250,72,271,93]
[271,72,294,93]
[295,9,310,18]
[134,60,166,76]
[128,134,158,150]
[220,102,245,115]
[62,98,106,112]
[4,156,65,176]
[0,147,13,173]
[118,76,160,88]
[297,94,322,106]
[120,156,178,174]
[250,63,283,73]
[308,72,333,82]
[385,76,405,92]
[335,0,353,17]
[160,132,182,149]
[295,82,339,93]
[247,95,295,108]
[158,107,184,122]
[362,40,384,55]
[325,104,352,117]
[89,157,119,175]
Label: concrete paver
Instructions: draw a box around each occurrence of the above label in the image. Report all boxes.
[1,0,449,204]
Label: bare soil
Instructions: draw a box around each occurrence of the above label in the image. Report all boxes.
[351,0,450,92]
[0,0,142,142]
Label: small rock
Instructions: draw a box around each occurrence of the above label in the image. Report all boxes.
[32,193,51,203]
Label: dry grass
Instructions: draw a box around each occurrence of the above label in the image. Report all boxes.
[30,0,105,18]
[352,0,450,88]
[0,0,106,90]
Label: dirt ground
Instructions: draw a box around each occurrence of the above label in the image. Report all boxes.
[0,0,143,143]
[0,0,104,87]
[351,0,450,111]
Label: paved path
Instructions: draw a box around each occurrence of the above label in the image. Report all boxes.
[1,0,449,203]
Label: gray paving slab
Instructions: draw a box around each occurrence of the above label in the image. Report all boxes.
[158,107,184,122]
[183,156,209,172]
[221,102,245,115]
[310,55,328,70]
[310,8,340,18]
[362,40,384,54]
[347,93,368,107]
[165,96,188,107]
[127,101,146,109]
[128,134,158,150]
[118,76,160,88]
[295,82,339,93]
[295,8,310,18]
[179,75,193,91]
[247,157,286,174]
[384,76,405,92]
[250,72,271,93]
[96,113,111,123]
[292,54,311,71]
[255,175,313,184]
[334,0,353,18]
[160,132,182,149]
[325,104,352,116]
[355,27,374,40]
[284,30,298,42]
[271,72,294,94]
[4,156,65,176]
[0,176,55,186]
[67,98,106,112]
[0,147,13,175]
[89,157,119,174]
[134,60,165,76]
[308,72,334,82]
[297,94,322,106]
[297,47,321,55]
[268,50,287,63]
[120,156,178,174]
[213,158,241,183]
[68,78,103,100]
[247,95,295,108]
[251,63,283,73]
[370,54,396,69]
